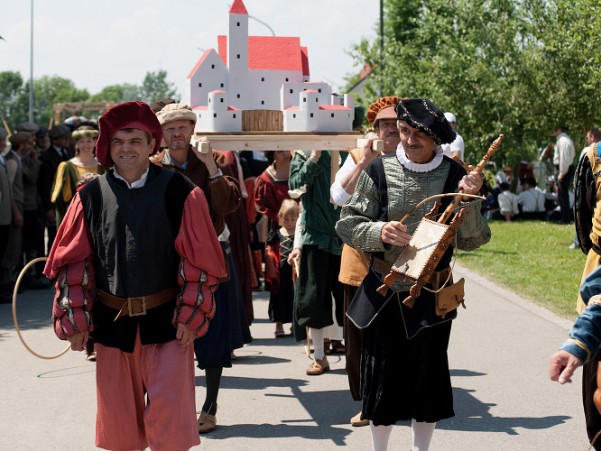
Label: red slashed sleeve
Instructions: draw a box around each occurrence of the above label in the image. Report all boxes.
[43,194,95,340]
[174,187,226,337]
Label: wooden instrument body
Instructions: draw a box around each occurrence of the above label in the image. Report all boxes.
[379,203,465,307]
[376,133,504,307]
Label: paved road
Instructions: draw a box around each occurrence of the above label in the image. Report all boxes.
[0,265,591,450]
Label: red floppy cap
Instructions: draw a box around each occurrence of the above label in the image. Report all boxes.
[96,101,163,167]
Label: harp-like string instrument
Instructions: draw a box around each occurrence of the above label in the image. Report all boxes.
[376,134,504,308]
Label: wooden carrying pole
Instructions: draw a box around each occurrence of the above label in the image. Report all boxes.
[197,132,384,190]
[196,132,361,152]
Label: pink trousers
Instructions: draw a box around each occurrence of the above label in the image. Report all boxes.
[95,329,199,451]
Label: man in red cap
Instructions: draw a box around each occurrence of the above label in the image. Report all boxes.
[329,96,402,427]
[44,101,226,451]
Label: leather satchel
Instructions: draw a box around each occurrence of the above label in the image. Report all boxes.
[435,277,466,319]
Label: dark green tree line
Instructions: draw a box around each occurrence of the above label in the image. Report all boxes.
[346,0,601,168]
[0,69,179,131]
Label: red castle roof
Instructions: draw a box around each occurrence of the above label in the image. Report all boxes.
[216,35,309,74]
[229,0,248,15]
[187,0,311,82]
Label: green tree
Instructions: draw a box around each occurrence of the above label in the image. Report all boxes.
[90,83,140,103]
[346,0,601,170]
[137,70,178,104]
[32,75,90,126]
[0,71,26,130]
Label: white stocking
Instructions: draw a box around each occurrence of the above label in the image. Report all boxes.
[370,422,392,451]
[411,419,436,451]
[310,327,325,360]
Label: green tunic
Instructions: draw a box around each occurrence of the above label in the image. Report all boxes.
[289,151,347,338]
[288,151,345,255]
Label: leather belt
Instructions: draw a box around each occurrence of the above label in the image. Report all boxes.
[96,287,179,321]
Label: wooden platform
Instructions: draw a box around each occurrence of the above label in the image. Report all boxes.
[195,132,362,151]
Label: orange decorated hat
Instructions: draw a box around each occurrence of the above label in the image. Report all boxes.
[367,96,402,126]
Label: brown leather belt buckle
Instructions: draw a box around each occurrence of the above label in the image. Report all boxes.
[127,297,147,317]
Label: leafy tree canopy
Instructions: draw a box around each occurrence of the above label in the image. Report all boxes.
[0,70,179,131]
[89,83,140,103]
[346,0,601,170]
[138,70,178,104]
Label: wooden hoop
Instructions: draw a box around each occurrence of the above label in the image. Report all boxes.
[12,257,70,360]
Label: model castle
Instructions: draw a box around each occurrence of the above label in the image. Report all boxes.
[185,0,354,133]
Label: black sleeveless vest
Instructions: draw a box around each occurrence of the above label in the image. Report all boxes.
[79,165,195,352]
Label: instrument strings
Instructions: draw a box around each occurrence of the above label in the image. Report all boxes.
[401,197,483,229]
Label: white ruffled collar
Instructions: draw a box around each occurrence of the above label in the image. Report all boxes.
[395,143,444,172]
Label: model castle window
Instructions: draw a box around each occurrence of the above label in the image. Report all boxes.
[186,0,353,133]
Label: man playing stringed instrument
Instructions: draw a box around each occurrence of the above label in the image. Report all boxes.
[336,98,491,451]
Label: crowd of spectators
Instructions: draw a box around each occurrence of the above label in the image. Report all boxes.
[482,162,560,223]
[483,127,599,226]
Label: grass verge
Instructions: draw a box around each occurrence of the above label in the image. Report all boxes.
[455,220,586,320]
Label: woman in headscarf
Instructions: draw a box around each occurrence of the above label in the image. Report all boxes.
[51,125,105,227]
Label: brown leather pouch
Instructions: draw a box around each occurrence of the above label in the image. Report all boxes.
[435,278,466,319]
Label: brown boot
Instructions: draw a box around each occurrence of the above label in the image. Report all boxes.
[306,356,330,375]
[350,411,369,427]
[197,411,217,433]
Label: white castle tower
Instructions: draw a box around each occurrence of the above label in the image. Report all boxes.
[187,0,353,133]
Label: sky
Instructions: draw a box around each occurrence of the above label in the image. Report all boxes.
[1,0,380,100]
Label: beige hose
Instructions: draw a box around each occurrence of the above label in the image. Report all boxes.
[12,257,69,359]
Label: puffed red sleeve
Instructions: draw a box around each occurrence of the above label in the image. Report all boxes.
[254,172,278,223]
[43,194,95,340]
[174,187,227,337]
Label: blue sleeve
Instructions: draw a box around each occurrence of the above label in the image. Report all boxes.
[560,305,601,362]
[580,266,601,303]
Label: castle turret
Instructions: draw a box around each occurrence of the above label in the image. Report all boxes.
[187,1,354,133]
[228,0,249,109]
